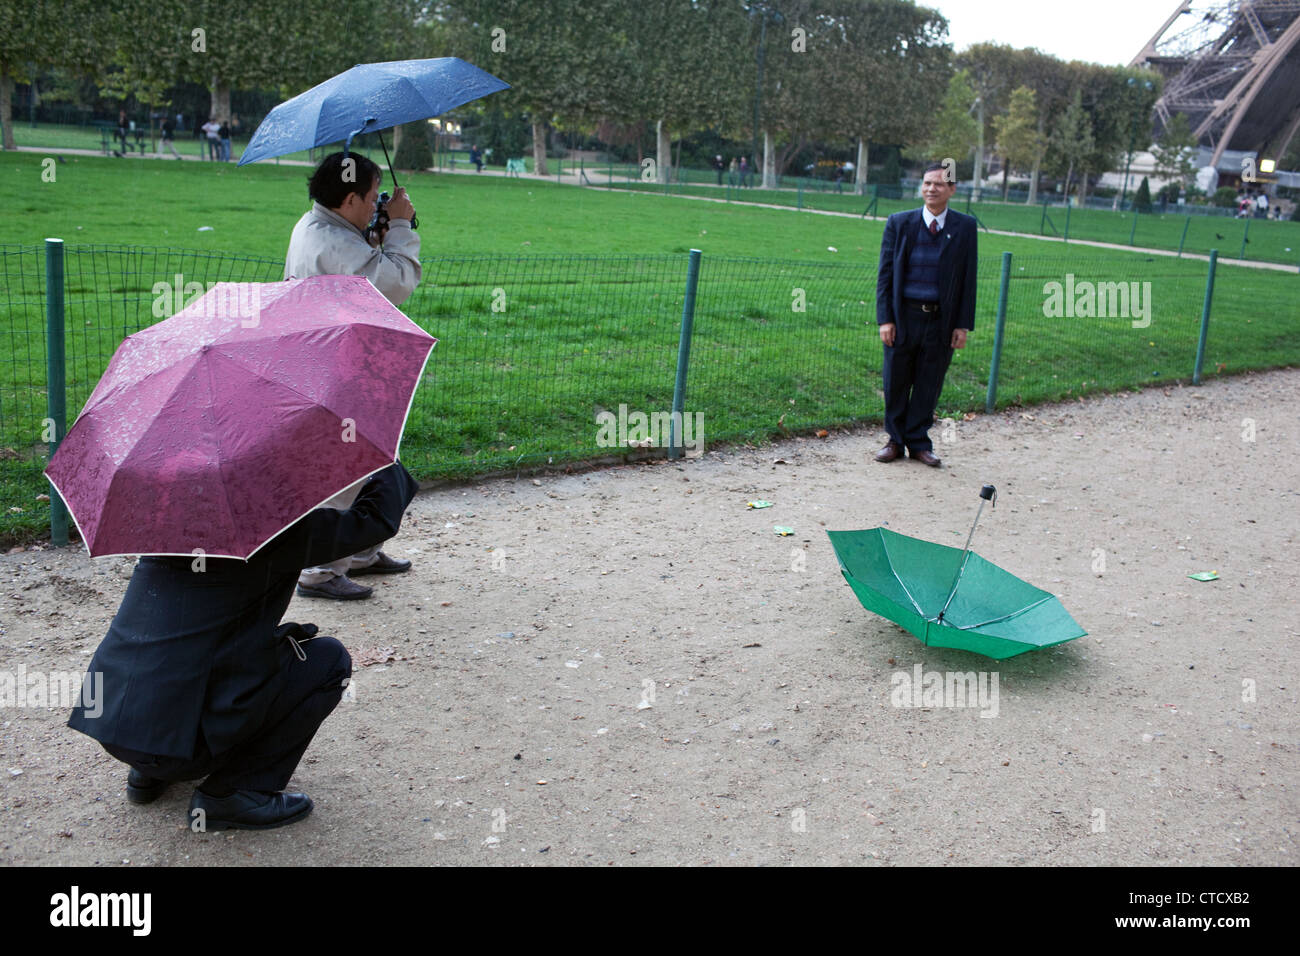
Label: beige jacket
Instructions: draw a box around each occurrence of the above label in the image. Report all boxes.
[283,202,421,306]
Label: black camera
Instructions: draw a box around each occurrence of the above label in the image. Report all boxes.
[364,191,392,244]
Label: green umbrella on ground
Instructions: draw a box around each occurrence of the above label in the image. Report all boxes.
[827,486,1086,660]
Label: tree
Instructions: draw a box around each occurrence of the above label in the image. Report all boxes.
[392,120,433,170]
[992,85,1043,200]
[440,0,628,176]
[1151,111,1197,192]
[913,69,978,169]
[1047,88,1093,202]
[814,0,952,195]
[620,0,747,184]
[0,0,102,150]
[1073,64,1159,205]
[1134,176,1151,213]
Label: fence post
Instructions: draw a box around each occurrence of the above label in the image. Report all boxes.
[1040,198,1048,235]
[1238,218,1250,260]
[1129,210,1139,245]
[45,238,69,546]
[985,251,1012,414]
[669,249,702,460]
[1177,216,1190,257]
[1064,203,1071,243]
[797,178,803,210]
[1193,249,1218,385]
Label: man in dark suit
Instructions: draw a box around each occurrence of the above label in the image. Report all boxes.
[68,462,419,830]
[874,162,977,467]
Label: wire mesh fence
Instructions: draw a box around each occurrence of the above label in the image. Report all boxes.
[1,242,1295,542]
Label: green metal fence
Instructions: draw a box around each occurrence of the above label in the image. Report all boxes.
[2,242,1297,543]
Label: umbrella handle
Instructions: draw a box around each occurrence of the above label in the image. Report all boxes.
[377,130,418,231]
[936,484,997,624]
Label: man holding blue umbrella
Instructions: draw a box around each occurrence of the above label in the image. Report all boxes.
[242,57,509,599]
[286,151,422,600]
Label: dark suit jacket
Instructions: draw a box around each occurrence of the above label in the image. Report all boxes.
[68,463,419,760]
[876,207,978,343]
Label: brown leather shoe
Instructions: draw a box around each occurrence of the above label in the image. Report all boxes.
[874,441,903,463]
[910,449,941,467]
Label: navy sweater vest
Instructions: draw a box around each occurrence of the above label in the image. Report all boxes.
[901,217,942,303]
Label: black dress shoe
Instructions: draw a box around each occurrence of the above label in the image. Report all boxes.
[296,576,373,600]
[126,769,168,805]
[348,551,412,576]
[188,789,314,831]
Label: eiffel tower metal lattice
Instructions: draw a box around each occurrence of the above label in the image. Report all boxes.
[1131,1,1300,167]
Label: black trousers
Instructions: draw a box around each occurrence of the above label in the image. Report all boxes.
[105,635,351,793]
[882,303,954,452]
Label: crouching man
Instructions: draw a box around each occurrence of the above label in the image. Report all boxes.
[68,462,419,830]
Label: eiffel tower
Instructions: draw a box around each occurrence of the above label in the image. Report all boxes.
[1132,1,1300,167]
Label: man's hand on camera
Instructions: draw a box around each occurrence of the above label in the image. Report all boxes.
[386,187,415,222]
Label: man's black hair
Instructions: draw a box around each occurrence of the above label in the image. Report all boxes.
[307,152,382,209]
[923,161,948,175]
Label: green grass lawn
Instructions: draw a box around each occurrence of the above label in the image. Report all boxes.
[600,172,1300,269]
[1,150,1296,544]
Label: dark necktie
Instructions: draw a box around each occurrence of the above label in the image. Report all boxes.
[929,219,939,236]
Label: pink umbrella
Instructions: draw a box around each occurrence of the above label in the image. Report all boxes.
[46,274,436,558]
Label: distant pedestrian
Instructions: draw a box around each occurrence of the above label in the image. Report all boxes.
[470,144,483,172]
[115,109,129,156]
[739,156,750,188]
[219,120,232,162]
[158,115,182,159]
[1255,192,1268,219]
[728,157,738,186]
[712,154,724,186]
[202,118,221,161]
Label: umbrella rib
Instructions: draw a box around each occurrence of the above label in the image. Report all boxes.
[879,534,925,618]
[951,595,1053,631]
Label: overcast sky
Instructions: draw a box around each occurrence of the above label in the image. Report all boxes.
[927,0,1180,66]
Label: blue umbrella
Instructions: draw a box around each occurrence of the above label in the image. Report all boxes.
[237,57,509,167]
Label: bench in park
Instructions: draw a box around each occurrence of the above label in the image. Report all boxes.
[97,124,148,156]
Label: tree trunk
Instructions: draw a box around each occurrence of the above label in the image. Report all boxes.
[1001,158,1009,200]
[531,119,548,176]
[656,118,670,184]
[1026,156,1040,205]
[972,97,984,202]
[762,129,776,188]
[855,139,869,196]
[1,68,14,150]
[209,80,230,122]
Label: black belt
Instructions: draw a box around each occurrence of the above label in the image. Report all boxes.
[904,299,941,313]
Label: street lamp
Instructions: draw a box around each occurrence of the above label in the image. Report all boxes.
[1120,78,1154,209]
